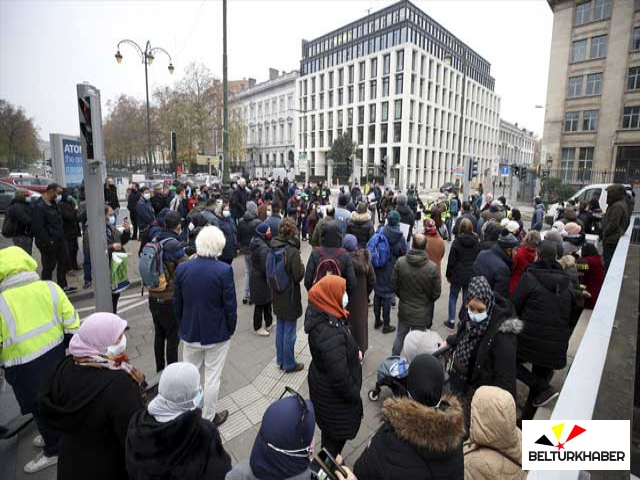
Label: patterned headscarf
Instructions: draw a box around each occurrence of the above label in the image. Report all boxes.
[452,276,494,380]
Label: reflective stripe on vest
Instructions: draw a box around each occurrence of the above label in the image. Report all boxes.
[0,281,60,348]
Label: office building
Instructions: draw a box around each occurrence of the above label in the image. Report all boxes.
[296,0,500,191]
[499,119,536,167]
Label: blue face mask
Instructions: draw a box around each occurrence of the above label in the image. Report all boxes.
[468,309,488,323]
[193,389,204,408]
[108,215,116,226]
[67,195,73,203]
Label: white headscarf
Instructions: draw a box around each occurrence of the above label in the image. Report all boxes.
[147,363,201,423]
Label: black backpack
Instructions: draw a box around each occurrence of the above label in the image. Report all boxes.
[2,213,17,238]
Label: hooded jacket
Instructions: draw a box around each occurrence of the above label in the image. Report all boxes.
[472,245,514,299]
[396,203,415,240]
[511,261,573,369]
[304,304,362,441]
[237,209,261,254]
[126,409,231,480]
[446,233,480,287]
[38,356,144,480]
[249,234,273,306]
[464,386,526,480]
[6,197,33,237]
[602,185,631,246]
[531,203,545,231]
[270,235,305,320]
[374,225,408,298]
[392,249,441,328]
[354,396,465,480]
[346,211,375,248]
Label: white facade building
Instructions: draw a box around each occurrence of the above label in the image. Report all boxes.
[230,69,298,178]
[499,119,536,167]
[296,0,500,191]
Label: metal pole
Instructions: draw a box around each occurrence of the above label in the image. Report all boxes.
[222,0,229,182]
[144,43,153,174]
[77,83,112,313]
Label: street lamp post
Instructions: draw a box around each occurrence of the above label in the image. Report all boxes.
[115,39,174,174]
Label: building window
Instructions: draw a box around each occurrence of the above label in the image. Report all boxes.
[622,106,640,129]
[575,2,591,25]
[338,88,343,106]
[383,54,390,75]
[370,80,377,100]
[328,91,333,108]
[571,39,588,62]
[348,65,354,84]
[358,106,364,125]
[578,147,594,172]
[394,100,402,120]
[338,68,344,87]
[328,131,333,145]
[396,50,404,71]
[382,77,390,97]
[395,73,403,94]
[583,110,598,131]
[593,0,611,21]
[320,74,324,91]
[564,111,580,132]
[590,35,607,58]
[382,101,389,122]
[328,113,333,129]
[359,61,365,81]
[369,124,375,142]
[394,122,402,142]
[586,73,603,95]
[371,58,378,77]
[561,147,575,171]
[358,82,365,101]
[348,108,353,126]
[319,93,324,109]
[357,126,364,145]
[381,123,388,143]
[369,103,376,122]
[567,76,583,98]
[348,86,354,103]
[338,110,343,128]
[328,72,334,89]
[633,28,640,51]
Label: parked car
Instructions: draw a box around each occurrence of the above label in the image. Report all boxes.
[1,175,54,194]
[546,183,634,225]
[0,181,40,213]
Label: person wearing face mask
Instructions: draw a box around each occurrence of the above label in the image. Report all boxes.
[104,177,120,213]
[238,201,261,305]
[105,205,131,313]
[0,246,79,473]
[304,275,363,457]
[126,362,232,480]
[60,188,81,271]
[249,222,274,336]
[211,202,238,265]
[135,186,156,235]
[264,201,283,237]
[5,188,35,254]
[354,354,465,480]
[472,229,519,299]
[31,182,74,291]
[446,276,522,402]
[305,201,321,242]
[38,312,145,480]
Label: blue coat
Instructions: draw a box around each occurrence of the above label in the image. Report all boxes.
[373,226,407,298]
[471,245,514,299]
[174,257,237,345]
[136,198,155,231]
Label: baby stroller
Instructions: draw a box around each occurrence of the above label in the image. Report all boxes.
[367,356,410,401]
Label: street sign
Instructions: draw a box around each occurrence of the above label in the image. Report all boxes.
[453,167,465,178]
[491,158,500,177]
[500,165,510,177]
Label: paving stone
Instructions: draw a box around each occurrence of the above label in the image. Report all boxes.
[219,411,253,443]
[252,374,281,397]
[217,395,241,415]
[243,395,273,425]
[230,384,263,408]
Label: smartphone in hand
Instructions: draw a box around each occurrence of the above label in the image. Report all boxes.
[312,448,347,480]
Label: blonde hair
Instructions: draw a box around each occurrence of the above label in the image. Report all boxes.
[559,255,576,269]
[195,226,226,258]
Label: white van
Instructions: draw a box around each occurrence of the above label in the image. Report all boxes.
[546,183,633,224]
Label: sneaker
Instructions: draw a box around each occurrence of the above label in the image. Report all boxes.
[24,452,57,473]
[284,362,304,373]
[532,387,559,408]
[62,286,77,293]
[32,435,45,448]
[82,281,92,289]
[381,325,396,334]
[443,320,456,330]
[253,327,269,337]
[265,323,274,332]
[213,410,229,427]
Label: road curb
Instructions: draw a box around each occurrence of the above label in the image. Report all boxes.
[69,278,143,302]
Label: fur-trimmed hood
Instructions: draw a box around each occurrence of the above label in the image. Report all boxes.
[498,318,523,335]
[382,395,465,453]
[350,211,372,224]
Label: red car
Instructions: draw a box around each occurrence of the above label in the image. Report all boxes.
[1,176,54,194]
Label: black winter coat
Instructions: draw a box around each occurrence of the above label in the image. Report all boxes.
[304,247,357,297]
[60,201,81,240]
[31,197,64,247]
[211,216,237,263]
[126,409,231,480]
[237,210,260,254]
[270,236,305,320]
[448,295,522,400]
[446,234,480,287]
[472,245,513,299]
[346,212,375,248]
[249,235,273,306]
[452,212,477,236]
[38,356,144,480]
[511,261,574,369]
[304,305,362,440]
[150,195,167,215]
[6,200,33,236]
[354,396,465,480]
[230,187,249,220]
[374,225,408,298]
[104,184,120,210]
[397,204,415,240]
[127,190,140,213]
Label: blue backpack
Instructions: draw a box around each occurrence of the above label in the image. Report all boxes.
[266,247,289,294]
[139,237,172,291]
[367,228,391,269]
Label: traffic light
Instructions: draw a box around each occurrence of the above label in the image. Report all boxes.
[468,157,478,181]
[381,155,388,174]
[513,166,520,177]
[78,96,94,160]
[521,166,528,180]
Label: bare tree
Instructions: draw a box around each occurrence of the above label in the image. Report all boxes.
[0,99,40,169]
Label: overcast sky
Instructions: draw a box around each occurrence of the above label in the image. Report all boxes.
[0,0,553,142]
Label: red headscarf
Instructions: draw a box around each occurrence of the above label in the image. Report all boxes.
[308,275,349,319]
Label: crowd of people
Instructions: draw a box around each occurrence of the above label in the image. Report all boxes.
[0,174,634,479]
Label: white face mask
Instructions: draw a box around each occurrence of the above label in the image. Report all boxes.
[143,193,151,201]
[267,210,273,217]
[468,309,488,323]
[55,194,62,203]
[342,292,349,308]
[188,222,195,232]
[222,210,231,218]
[106,334,127,356]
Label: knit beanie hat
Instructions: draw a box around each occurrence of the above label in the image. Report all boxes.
[356,202,367,214]
[406,354,445,407]
[246,201,258,216]
[497,229,519,248]
[342,234,358,252]
[387,210,401,226]
[397,194,408,206]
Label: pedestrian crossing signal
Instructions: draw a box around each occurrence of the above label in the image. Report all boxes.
[78,96,94,160]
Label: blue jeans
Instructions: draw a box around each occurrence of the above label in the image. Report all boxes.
[448,283,468,323]
[445,217,453,240]
[276,317,297,371]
